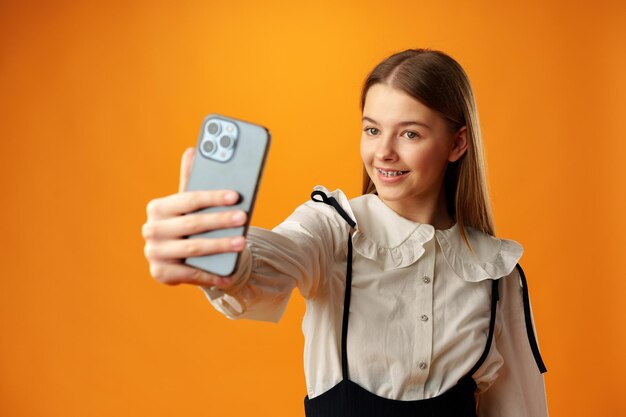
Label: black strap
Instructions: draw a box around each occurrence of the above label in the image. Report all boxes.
[341,235,354,379]
[311,190,356,379]
[311,190,356,229]
[465,279,500,378]
[515,263,548,373]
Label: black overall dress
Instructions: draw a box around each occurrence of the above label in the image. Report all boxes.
[304,191,547,417]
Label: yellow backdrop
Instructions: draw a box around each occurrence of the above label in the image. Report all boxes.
[1,0,625,416]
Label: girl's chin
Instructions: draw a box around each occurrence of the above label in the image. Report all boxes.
[374,188,409,202]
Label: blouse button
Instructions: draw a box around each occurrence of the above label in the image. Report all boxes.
[423,276,431,284]
[418,361,428,370]
[420,314,429,322]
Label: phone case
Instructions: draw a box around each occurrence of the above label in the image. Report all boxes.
[183,113,271,276]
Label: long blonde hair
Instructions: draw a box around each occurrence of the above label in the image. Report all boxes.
[360,49,496,253]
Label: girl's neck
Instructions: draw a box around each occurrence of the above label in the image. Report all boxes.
[379,188,453,230]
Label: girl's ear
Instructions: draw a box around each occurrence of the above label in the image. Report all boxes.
[448,126,468,163]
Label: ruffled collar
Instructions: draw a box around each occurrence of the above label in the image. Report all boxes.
[312,186,523,281]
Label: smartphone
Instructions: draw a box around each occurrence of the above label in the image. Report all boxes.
[183,113,271,276]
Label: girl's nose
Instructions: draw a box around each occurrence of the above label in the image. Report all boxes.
[375,135,397,161]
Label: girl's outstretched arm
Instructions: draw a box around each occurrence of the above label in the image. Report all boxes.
[202,193,350,323]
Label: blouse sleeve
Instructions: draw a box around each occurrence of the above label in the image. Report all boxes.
[477,267,549,417]
[200,198,348,323]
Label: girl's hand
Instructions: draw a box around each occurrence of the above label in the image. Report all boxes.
[141,147,247,287]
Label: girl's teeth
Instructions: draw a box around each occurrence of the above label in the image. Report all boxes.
[378,169,406,177]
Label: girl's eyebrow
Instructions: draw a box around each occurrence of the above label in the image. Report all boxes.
[362,116,431,130]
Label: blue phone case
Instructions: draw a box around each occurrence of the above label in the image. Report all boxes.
[183,113,271,276]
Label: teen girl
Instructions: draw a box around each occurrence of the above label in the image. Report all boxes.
[142,49,549,416]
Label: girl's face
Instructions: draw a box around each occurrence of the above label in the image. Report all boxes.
[360,83,467,220]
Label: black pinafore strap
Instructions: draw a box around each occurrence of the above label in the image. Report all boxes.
[311,190,356,379]
[515,263,548,373]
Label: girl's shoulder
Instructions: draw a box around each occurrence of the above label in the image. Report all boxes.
[436,224,524,282]
[272,186,354,257]
[284,185,356,230]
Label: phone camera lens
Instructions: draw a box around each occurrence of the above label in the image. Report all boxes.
[219,135,234,149]
[207,122,220,135]
[202,140,216,154]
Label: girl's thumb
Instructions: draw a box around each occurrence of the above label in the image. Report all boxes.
[178,147,195,193]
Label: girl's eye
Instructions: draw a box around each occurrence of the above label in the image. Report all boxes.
[364,127,380,136]
[403,130,420,140]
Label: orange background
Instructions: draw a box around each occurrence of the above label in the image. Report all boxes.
[1,1,625,416]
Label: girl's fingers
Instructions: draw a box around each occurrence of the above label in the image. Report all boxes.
[146,189,239,220]
[149,261,234,287]
[179,147,195,193]
[142,210,247,240]
[144,236,246,261]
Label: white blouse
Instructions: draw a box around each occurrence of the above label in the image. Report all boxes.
[203,186,549,417]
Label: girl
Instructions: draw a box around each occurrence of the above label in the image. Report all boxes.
[142,49,549,416]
